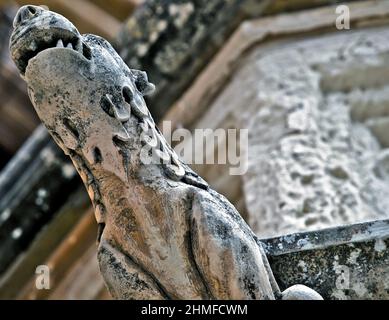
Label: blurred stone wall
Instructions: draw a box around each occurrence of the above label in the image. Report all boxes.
[170,1,389,237]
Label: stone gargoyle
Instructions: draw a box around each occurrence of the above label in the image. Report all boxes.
[10,5,322,300]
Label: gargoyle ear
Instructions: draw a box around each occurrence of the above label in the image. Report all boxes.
[132,70,155,96]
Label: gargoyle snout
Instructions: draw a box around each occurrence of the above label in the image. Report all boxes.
[13,5,44,28]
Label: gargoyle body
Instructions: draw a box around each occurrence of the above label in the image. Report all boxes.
[10,6,321,300]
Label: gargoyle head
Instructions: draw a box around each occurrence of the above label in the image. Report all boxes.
[9,5,154,163]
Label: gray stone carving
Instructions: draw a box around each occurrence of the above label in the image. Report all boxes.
[9,5,322,300]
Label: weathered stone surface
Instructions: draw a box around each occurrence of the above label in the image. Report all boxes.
[264,219,389,300]
[10,5,308,300]
[171,2,389,238]
[240,27,389,237]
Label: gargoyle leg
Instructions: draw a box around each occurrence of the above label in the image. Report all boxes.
[190,190,275,300]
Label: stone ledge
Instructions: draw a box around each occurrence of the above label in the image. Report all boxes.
[263,219,389,299]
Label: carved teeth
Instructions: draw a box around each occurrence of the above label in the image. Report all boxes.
[56,39,64,47]
[29,40,37,51]
[75,39,82,52]
[18,31,84,74]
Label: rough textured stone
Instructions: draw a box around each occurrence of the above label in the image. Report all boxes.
[240,27,389,237]
[183,17,389,238]
[10,5,314,300]
[264,219,389,300]
[162,1,389,239]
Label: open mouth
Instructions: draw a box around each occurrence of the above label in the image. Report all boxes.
[13,29,92,75]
